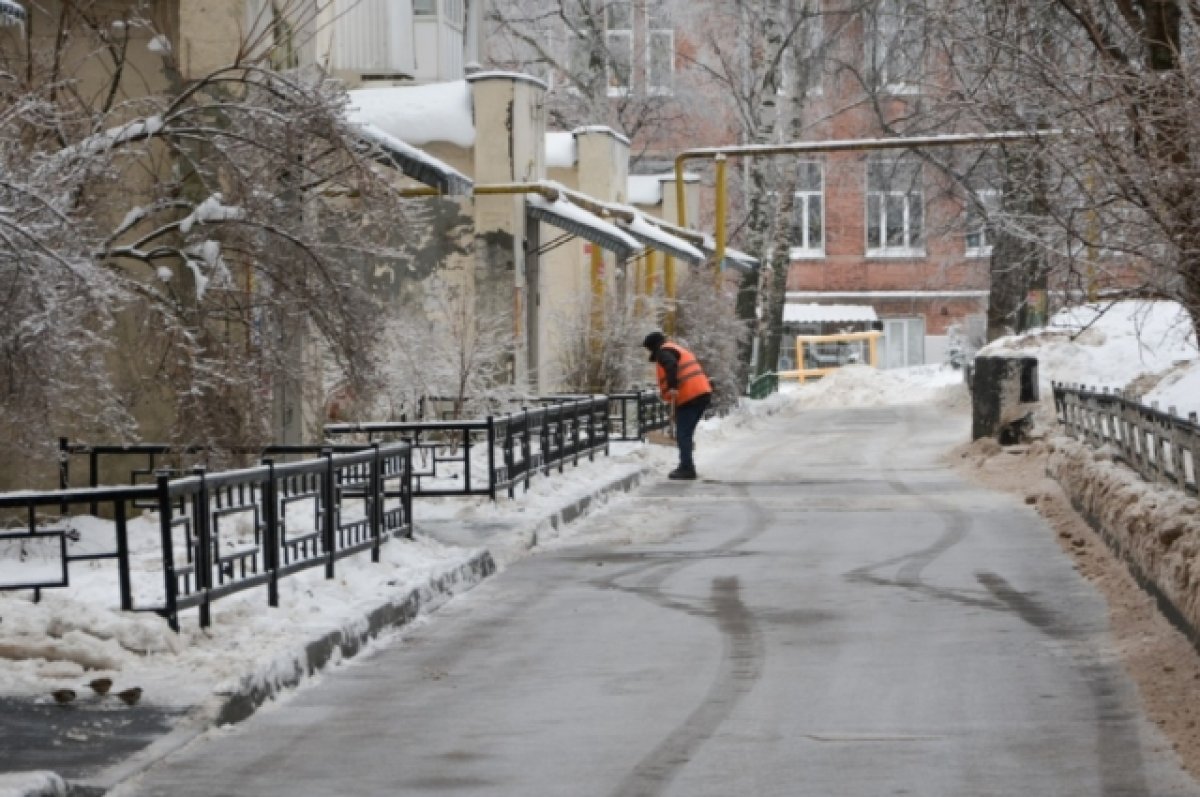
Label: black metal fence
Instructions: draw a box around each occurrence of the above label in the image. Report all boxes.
[325,395,613,499]
[2,443,413,630]
[1053,382,1199,496]
[5,389,674,626]
[608,390,672,440]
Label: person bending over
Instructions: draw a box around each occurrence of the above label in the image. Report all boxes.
[642,331,712,480]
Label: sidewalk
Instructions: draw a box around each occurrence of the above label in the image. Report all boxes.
[0,453,657,797]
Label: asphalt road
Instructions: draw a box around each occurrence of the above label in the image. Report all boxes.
[116,405,1200,796]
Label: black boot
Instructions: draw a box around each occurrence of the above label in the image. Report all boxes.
[668,466,697,480]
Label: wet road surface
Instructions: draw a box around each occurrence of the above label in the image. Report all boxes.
[115,405,1200,796]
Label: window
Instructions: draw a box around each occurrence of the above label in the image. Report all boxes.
[965,189,999,257]
[791,161,824,257]
[413,0,436,15]
[646,2,673,95]
[869,0,924,93]
[867,158,923,255]
[799,11,824,96]
[605,0,632,95]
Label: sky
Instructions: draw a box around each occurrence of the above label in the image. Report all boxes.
[0,299,1196,796]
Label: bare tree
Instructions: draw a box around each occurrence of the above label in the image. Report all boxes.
[861,0,1200,339]
[683,0,836,380]
[484,0,692,167]
[373,275,521,420]
[0,1,416,478]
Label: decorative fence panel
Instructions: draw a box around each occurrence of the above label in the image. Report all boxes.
[1052,382,1199,496]
[2,444,413,630]
[607,390,672,441]
[326,396,612,499]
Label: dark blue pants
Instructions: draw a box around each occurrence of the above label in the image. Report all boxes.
[675,393,711,471]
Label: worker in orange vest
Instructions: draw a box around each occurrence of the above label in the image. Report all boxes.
[642,331,713,480]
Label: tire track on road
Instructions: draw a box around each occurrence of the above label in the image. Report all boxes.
[588,486,772,797]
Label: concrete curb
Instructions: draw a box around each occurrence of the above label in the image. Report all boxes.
[528,467,651,547]
[68,550,495,796]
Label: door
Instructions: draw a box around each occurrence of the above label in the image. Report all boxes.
[882,317,925,369]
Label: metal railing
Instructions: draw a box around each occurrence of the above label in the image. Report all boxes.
[326,395,612,499]
[1053,382,1199,496]
[608,389,672,440]
[2,443,413,630]
[747,373,779,400]
[56,440,376,512]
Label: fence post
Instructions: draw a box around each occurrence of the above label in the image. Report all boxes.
[486,416,497,501]
[369,444,382,562]
[403,444,414,539]
[262,458,280,608]
[114,497,132,612]
[88,449,100,516]
[636,393,646,441]
[155,470,180,632]
[323,448,337,580]
[586,403,596,462]
[58,437,70,492]
[523,410,533,492]
[462,427,472,493]
[193,467,212,629]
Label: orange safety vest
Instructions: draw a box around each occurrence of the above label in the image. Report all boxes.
[656,342,712,406]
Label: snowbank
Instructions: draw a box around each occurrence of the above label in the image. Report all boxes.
[0,772,66,797]
[981,300,1198,417]
[1045,436,1200,639]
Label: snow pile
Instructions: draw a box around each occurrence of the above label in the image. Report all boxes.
[0,772,66,797]
[0,532,482,708]
[777,364,967,411]
[545,131,577,168]
[346,82,475,148]
[1044,436,1200,638]
[981,300,1198,416]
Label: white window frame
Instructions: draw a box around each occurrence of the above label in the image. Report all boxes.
[646,28,674,96]
[606,28,632,96]
[605,1,633,97]
[870,0,923,95]
[799,12,824,97]
[790,160,825,259]
[965,189,999,258]
[866,159,924,257]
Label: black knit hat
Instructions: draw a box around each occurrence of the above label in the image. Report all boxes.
[642,331,666,361]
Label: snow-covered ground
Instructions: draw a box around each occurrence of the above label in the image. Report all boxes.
[1,299,1197,795]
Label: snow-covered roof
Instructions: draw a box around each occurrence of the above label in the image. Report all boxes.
[620,214,704,264]
[722,247,759,273]
[784,303,879,325]
[628,172,702,206]
[546,132,577,168]
[466,71,549,91]
[353,123,473,196]
[573,125,631,146]
[346,81,475,149]
[0,0,25,23]
[527,194,642,260]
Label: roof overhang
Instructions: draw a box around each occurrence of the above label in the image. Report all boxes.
[0,0,25,23]
[353,123,474,196]
[527,194,642,260]
[617,213,705,265]
[784,303,879,325]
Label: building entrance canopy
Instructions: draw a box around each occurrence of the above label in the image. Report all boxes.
[783,303,879,325]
